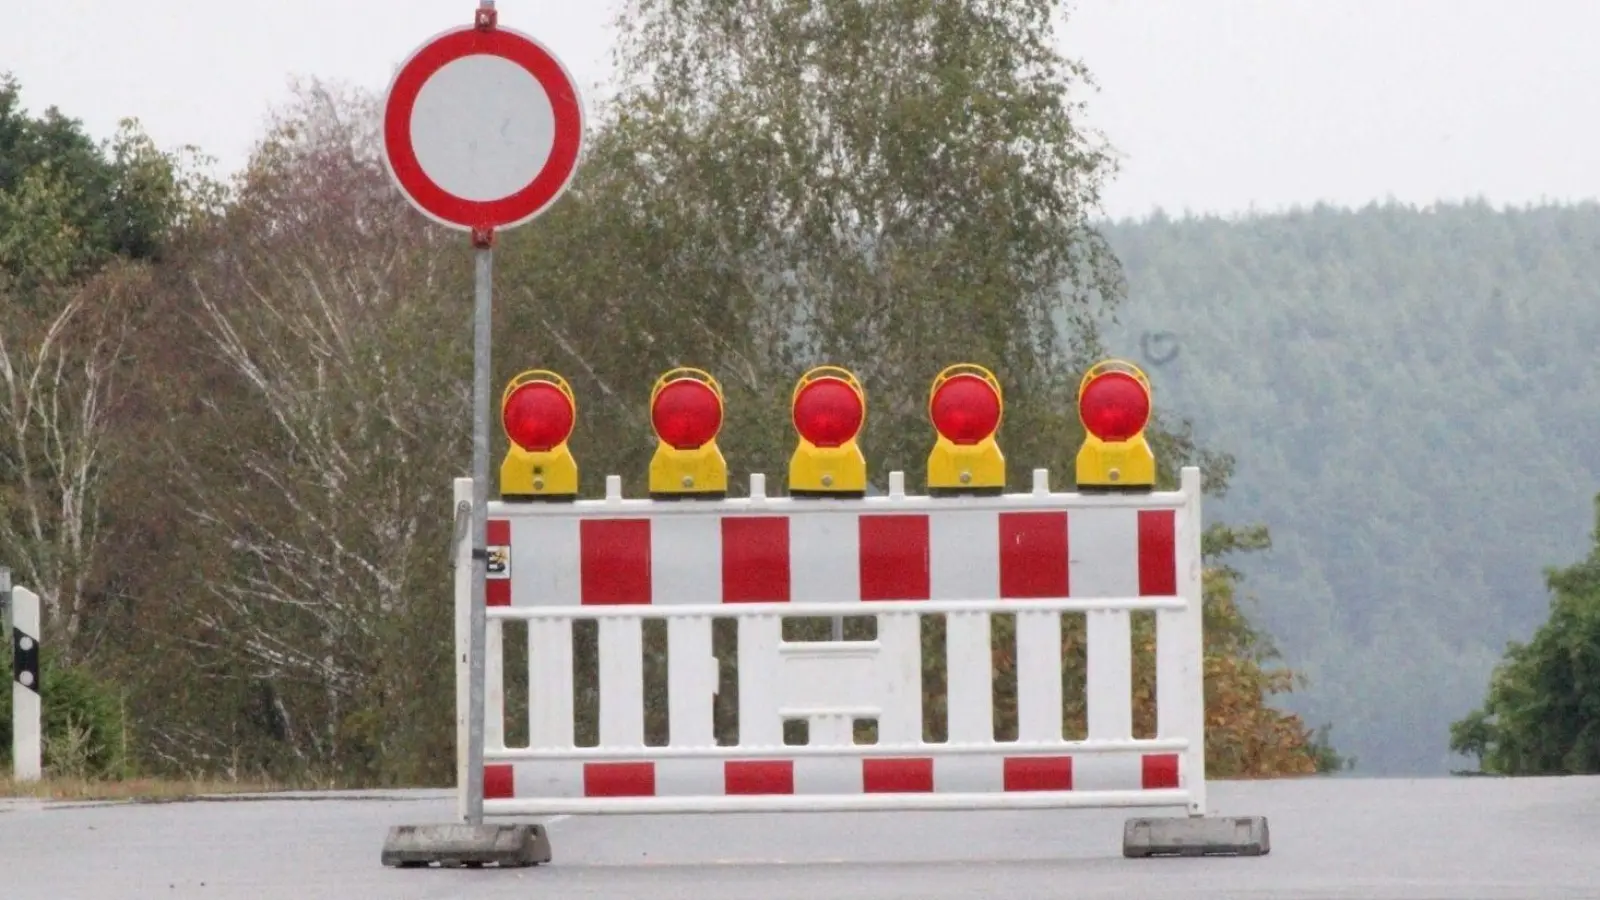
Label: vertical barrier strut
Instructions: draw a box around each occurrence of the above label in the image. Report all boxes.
[1172,466,1207,815]
[452,477,473,822]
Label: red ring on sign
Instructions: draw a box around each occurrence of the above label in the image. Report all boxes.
[383,26,584,231]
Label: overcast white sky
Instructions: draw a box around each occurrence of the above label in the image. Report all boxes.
[3,0,1597,221]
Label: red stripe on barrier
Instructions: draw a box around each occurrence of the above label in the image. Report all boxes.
[722,517,791,603]
[1002,756,1073,791]
[487,519,510,545]
[724,760,795,794]
[862,757,934,792]
[998,511,1069,599]
[484,764,514,799]
[1142,753,1180,789]
[584,761,656,797]
[859,515,930,601]
[581,519,652,604]
[486,519,511,607]
[1137,510,1177,597]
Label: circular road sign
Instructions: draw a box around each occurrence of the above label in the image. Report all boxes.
[382,22,585,232]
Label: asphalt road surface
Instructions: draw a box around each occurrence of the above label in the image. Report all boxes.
[3,776,1598,899]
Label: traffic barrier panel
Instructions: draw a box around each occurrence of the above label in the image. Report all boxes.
[438,356,1268,860]
[454,465,1208,817]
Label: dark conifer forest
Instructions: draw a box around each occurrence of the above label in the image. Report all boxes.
[1097,201,1600,774]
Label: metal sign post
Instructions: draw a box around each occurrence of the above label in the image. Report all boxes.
[466,228,494,824]
[378,0,585,867]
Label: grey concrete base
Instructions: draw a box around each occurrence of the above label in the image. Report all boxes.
[1122,814,1270,858]
[381,823,553,868]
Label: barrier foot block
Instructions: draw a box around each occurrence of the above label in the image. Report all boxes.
[1122,814,1270,858]
[381,823,553,868]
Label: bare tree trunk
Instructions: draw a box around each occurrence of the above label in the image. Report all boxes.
[0,272,135,658]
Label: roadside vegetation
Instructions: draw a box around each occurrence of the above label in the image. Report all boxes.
[0,1,1346,795]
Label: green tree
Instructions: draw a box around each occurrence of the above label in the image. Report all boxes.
[0,74,194,663]
[135,81,470,784]
[1450,491,1600,774]
[489,0,1338,776]
[0,72,183,294]
[0,9,1351,784]
[497,0,1127,488]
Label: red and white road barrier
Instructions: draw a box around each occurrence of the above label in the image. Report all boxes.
[453,466,1207,818]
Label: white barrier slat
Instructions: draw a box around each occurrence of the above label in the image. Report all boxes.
[876,613,923,744]
[1086,611,1133,740]
[598,619,645,747]
[528,620,574,748]
[666,618,716,747]
[1015,610,1063,742]
[738,616,783,745]
[485,621,505,751]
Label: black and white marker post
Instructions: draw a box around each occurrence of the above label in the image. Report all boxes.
[377,0,585,869]
[6,569,43,783]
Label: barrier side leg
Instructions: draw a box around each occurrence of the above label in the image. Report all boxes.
[379,478,550,870]
[1123,467,1269,859]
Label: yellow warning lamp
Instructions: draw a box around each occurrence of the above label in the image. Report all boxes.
[648,367,728,500]
[926,364,1006,496]
[499,370,579,501]
[788,365,867,498]
[1075,358,1156,492]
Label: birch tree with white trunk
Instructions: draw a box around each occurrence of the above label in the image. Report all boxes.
[163,81,471,777]
[0,274,134,656]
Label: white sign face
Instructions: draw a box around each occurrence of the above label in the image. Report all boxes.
[409,54,558,203]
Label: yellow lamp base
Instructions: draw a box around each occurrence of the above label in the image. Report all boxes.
[927,436,1006,496]
[649,441,728,500]
[789,440,867,498]
[499,444,579,502]
[1075,435,1156,493]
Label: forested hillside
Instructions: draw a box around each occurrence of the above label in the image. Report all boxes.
[1095,201,1600,775]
